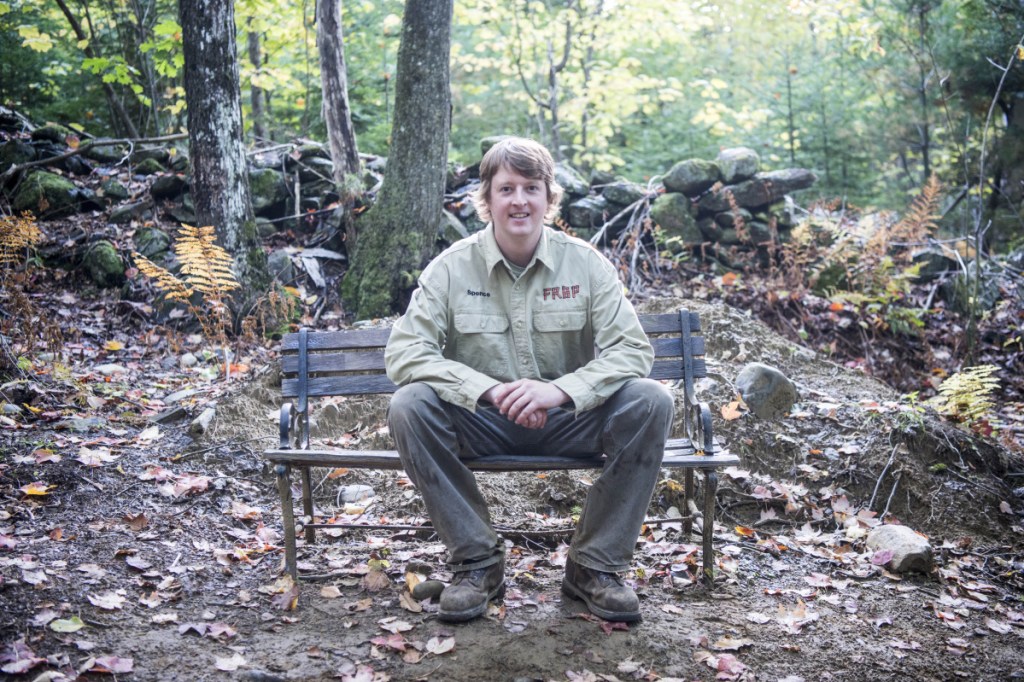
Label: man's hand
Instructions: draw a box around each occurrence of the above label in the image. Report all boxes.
[482,379,570,429]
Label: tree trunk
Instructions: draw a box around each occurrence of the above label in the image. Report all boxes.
[247,25,268,141]
[316,0,360,189]
[179,0,269,311]
[341,0,453,319]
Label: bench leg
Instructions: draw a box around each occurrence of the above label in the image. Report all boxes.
[701,469,718,585]
[300,466,316,545]
[683,469,695,539]
[276,464,298,580]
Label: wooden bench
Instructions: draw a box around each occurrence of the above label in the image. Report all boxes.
[264,308,739,584]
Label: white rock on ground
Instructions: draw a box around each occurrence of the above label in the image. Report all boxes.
[866,524,934,573]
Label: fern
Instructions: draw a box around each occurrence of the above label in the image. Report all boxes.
[929,364,1000,426]
[0,212,43,269]
[132,225,239,343]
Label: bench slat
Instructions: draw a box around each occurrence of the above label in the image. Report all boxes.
[279,338,706,377]
[276,313,703,354]
[263,448,738,471]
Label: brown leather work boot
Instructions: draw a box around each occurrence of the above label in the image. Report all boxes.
[561,556,641,622]
[438,557,505,622]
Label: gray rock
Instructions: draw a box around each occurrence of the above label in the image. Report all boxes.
[99,179,130,203]
[714,207,753,229]
[150,173,188,200]
[411,579,445,601]
[95,363,129,375]
[151,406,187,424]
[249,168,289,217]
[663,159,721,196]
[650,193,701,243]
[555,162,589,197]
[109,199,154,224]
[567,195,609,230]
[698,169,817,213]
[911,246,958,283]
[866,524,933,573]
[134,227,171,258]
[83,241,126,288]
[441,208,468,243]
[717,147,760,183]
[479,135,507,157]
[602,180,645,207]
[179,353,198,369]
[189,407,216,436]
[0,139,36,170]
[130,147,171,164]
[267,250,294,284]
[339,484,375,504]
[31,124,73,144]
[164,387,197,403]
[2,403,23,415]
[735,362,798,419]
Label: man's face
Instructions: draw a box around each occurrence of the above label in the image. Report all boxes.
[487,165,550,245]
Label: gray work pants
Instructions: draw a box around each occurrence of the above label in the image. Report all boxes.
[387,379,673,574]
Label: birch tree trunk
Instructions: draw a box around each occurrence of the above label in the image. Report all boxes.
[341,0,453,318]
[316,0,359,187]
[179,0,269,310]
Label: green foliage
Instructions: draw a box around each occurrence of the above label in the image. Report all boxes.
[928,364,1000,428]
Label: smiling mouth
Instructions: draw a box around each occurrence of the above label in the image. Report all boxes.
[510,212,529,219]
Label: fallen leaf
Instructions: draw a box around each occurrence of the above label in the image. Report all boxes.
[721,401,743,421]
[50,616,86,633]
[19,481,54,496]
[370,633,407,652]
[214,653,247,672]
[88,591,126,610]
[712,636,753,651]
[362,567,391,592]
[425,636,455,655]
[321,585,342,599]
[378,618,414,634]
[0,640,45,675]
[103,340,124,352]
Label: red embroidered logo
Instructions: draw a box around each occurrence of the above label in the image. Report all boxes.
[543,284,580,300]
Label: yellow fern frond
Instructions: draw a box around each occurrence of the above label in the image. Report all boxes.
[866,175,941,259]
[0,212,43,266]
[133,252,193,302]
[173,225,240,299]
[929,364,1000,425]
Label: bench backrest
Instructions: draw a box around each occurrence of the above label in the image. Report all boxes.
[279,309,706,413]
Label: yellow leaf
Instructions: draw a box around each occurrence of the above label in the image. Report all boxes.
[1018,45,1024,61]
[104,340,124,351]
[721,401,743,421]
[721,272,738,286]
[735,525,756,537]
[20,481,54,496]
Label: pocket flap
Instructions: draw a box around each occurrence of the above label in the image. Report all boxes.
[533,310,587,332]
[454,312,510,333]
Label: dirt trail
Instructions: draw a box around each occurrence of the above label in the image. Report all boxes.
[2,298,1022,681]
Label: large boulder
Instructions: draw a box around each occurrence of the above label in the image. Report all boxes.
[12,170,79,218]
[134,227,171,259]
[717,147,760,183]
[663,159,720,196]
[0,140,36,172]
[151,173,188,200]
[650,193,701,243]
[698,169,817,213]
[555,163,589,198]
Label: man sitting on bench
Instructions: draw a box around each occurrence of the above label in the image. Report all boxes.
[384,136,673,623]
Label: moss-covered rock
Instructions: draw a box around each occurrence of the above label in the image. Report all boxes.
[134,157,165,175]
[109,199,154,224]
[663,159,720,196]
[602,180,645,207]
[0,140,36,172]
[650,193,701,243]
[567,195,609,230]
[717,147,760,183]
[249,167,289,217]
[84,240,125,287]
[134,227,171,258]
[12,170,79,218]
[30,124,74,144]
[554,162,589,198]
[130,147,171,164]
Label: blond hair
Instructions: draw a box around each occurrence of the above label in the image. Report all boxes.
[472,137,564,224]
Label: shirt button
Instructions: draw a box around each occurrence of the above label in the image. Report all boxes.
[559,320,566,327]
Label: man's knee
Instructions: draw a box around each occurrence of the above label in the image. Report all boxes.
[388,383,442,430]
[620,378,674,422]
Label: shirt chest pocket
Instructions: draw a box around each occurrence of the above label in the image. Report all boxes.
[450,312,512,377]
[532,310,592,378]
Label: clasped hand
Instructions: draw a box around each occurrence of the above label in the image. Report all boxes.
[482,379,569,430]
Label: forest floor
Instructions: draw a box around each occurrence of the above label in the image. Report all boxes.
[2,261,1024,682]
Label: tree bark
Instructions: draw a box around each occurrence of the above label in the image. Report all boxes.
[179,0,269,311]
[341,0,453,319]
[316,0,360,188]
[247,25,268,142]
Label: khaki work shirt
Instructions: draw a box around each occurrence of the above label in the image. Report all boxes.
[384,225,653,413]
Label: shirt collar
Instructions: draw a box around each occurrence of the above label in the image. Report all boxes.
[481,224,555,275]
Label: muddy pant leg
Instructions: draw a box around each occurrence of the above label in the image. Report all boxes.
[569,379,674,573]
[387,384,502,568]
